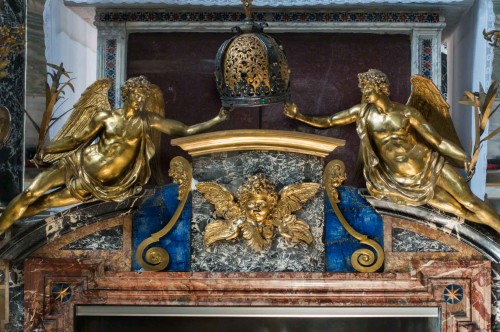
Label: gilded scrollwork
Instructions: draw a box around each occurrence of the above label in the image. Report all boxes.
[136,156,192,271]
[323,160,385,273]
[197,173,320,252]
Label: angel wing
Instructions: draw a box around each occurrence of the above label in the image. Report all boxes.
[204,220,240,246]
[197,182,244,246]
[39,78,112,164]
[240,221,271,252]
[196,182,242,221]
[277,215,314,245]
[272,182,320,220]
[407,75,464,167]
[144,84,166,185]
[271,182,319,245]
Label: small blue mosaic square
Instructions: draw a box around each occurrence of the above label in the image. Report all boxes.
[132,184,191,272]
[325,187,384,272]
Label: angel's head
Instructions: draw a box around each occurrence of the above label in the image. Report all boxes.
[358,69,390,102]
[238,174,278,222]
[121,76,152,111]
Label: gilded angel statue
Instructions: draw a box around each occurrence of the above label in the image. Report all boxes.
[0,76,230,235]
[284,69,500,233]
[197,173,320,252]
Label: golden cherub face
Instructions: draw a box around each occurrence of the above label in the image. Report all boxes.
[244,192,273,222]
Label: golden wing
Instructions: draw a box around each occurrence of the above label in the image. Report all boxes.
[407,75,464,166]
[277,215,314,245]
[144,84,166,185]
[240,221,271,252]
[40,78,112,164]
[272,182,320,220]
[196,182,242,221]
[204,220,240,246]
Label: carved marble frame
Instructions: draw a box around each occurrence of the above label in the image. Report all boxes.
[94,9,445,107]
[24,257,490,331]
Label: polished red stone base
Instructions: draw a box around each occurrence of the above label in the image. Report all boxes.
[24,258,490,331]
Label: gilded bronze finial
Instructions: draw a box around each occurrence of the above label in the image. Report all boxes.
[241,0,252,19]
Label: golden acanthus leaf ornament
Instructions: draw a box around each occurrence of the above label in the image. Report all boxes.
[197,174,320,252]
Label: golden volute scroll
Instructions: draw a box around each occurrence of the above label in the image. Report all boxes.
[136,156,192,271]
[197,173,320,252]
[285,69,500,233]
[0,76,230,236]
[323,160,384,273]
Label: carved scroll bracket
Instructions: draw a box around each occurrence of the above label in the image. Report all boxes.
[136,156,192,271]
[323,160,384,273]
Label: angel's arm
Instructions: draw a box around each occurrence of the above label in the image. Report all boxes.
[284,103,361,128]
[43,111,107,154]
[409,108,469,163]
[148,107,230,137]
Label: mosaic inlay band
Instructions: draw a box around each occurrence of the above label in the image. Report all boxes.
[105,39,117,106]
[97,11,439,23]
[420,38,433,79]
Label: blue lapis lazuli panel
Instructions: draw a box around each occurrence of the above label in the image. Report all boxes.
[132,184,191,271]
[325,186,384,272]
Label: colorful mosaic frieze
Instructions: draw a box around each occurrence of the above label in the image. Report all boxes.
[105,39,117,106]
[420,38,433,79]
[97,11,439,23]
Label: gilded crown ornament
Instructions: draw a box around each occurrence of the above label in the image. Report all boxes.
[214,0,291,107]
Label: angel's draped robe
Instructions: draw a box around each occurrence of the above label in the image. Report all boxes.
[357,104,446,206]
[59,113,155,202]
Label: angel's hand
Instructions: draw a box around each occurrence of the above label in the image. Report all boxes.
[283,103,299,119]
[466,160,475,182]
[218,107,233,121]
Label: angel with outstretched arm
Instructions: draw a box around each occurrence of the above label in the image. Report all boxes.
[284,69,500,233]
[0,76,230,235]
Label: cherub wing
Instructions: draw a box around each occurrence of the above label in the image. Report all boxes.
[197,182,242,246]
[196,182,242,221]
[204,220,240,246]
[406,75,464,166]
[272,183,320,220]
[272,183,319,245]
[39,78,112,164]
[144,84,166,185]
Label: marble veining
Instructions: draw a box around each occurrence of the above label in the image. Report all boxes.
[191,151,324,272]
[62,226,123,250]
[0,0,25,203]
[392,228,456,252]
[6,261,24,332]
[493,262,499,332]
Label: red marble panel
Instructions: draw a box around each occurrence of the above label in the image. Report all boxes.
[24,258,490,332]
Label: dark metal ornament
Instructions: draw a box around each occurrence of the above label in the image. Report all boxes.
[214,0,291,108]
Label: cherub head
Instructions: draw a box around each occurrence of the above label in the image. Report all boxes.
[237,174,278,223]
[358,69,391,103]
[121,76,152,111]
